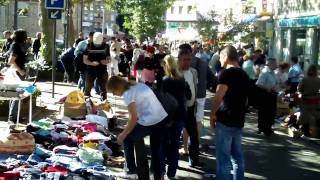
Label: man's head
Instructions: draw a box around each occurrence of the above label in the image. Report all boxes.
[291,57,298,64]
[219,45,239,68]
[36,32,42,39]
[93,32,103,46]
[79,32,83,39]
[88,31,95,42]
[3,31,11,39]
[177,43,193,71]
[266,58,277,70]
[254,49,262,55]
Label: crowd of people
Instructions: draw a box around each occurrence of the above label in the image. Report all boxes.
[1,29,320,180]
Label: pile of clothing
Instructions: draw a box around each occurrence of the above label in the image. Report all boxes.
[0,116,124,180]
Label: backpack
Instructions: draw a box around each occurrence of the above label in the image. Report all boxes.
[153,90,178,126]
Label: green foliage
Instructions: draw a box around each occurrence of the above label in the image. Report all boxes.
[0,0,9,6]
[194,10,220,41]
[106,0,174,41]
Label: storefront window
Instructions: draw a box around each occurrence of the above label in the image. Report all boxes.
[282,30,288,61]
[294,30,307,56]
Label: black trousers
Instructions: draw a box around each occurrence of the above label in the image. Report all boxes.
[85,71,108,100]
[184,106,199,164]
[257,89,277,133]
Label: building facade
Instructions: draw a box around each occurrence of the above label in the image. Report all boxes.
[80,0,117,37]
[272,0,320,68]
[0,0,65,39]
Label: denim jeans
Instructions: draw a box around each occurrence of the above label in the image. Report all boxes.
[161,122,183,178]
[185,106,200,165]
[216,122,244,180]
[77,72,85,91]
[85,71,108,100]
[124,120,166,180]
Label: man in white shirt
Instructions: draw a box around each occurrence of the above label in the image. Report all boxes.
[109,37,121,75]
[177,43,202,167]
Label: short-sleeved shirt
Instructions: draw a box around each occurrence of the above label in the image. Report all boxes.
[288,64,303,83]
[10,43,27,70]
[83,42,110,73]
[256,66,277,89]
[216,67,250,128]
[123,83,168,126]
[242,60,256,80]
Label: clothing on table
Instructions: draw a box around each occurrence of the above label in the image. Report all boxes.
[122,83,167,126]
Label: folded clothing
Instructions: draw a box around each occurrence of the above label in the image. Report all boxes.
[53,145,78,155]
[77,148,104,165]
[86,115,108,128]
[41,165,68,174]
[0,171,20,180]
[83,132,110,141]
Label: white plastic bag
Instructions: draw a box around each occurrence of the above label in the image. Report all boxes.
[0,67,22,89]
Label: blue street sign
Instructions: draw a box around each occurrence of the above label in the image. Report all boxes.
[45,0,65,9]
[48,9,62,19]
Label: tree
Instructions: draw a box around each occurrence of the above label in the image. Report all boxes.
[106,0,174,41]
[0,0,9,6]
[194,10,220,41]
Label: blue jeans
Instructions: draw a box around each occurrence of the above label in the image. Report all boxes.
[124,120,166,180]
[77,73,85,91]
[161,122,183,178]
[216,122,244,180]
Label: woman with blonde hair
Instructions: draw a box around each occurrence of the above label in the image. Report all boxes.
[160,55,191,180]
[107,76,168,180]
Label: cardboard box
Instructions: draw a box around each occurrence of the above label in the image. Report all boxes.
[277,102,290,116]
[63,102,86,118]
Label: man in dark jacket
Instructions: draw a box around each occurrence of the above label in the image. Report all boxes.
[32,32,42,59]
[1,31,13,57]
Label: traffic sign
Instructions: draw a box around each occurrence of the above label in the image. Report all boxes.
[45,0,65,9]
[48,9,62,19]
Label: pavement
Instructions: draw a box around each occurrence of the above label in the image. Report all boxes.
[1,81,320,180]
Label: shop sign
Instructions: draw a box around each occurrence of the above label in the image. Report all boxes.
[279,16,320,27]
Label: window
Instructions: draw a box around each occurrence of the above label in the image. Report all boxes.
[179,6,183,14]
[187,6,192,14]
[171,7,174,14]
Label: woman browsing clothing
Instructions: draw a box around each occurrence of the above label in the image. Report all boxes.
[7,29,28,124]
[160,55,191,180]
[106,76,168,180]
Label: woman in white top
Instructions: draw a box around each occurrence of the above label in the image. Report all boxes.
[106,76,168,180]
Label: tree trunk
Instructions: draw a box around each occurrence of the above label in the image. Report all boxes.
[39,0,54,64]
[68,2,76,47]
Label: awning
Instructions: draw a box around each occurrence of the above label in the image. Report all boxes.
[278,16,320,27]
